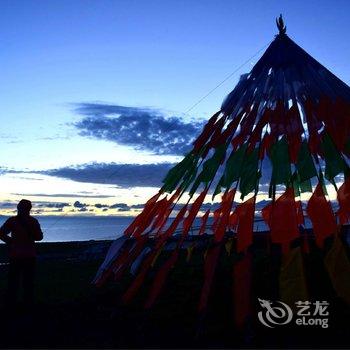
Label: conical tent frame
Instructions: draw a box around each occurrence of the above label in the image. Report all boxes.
[95,18,350,310]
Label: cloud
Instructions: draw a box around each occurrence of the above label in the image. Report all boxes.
[0,201,72,215]
[73,103,204,155]
[110,203,130,209]
[50,208,64,212]
[73,201,88,208]
[13,176,44,181]
[0,201,70,210]
[94,203,109,208]
[41,162,176,188]
[11,193,112,198]
[117,207,130,212]
[35,202,70,209]
[0,202,17,209]
[130,204,145,209]
[0,167,8,175]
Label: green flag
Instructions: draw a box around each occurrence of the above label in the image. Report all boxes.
[189,143,227,195]
[296,141,317,182]
[292,172,312,197]
[214,143,248,196]
[239,147,260,199]
[269,136,291,186]
[321,132,346,183]
[162,152,199,193]
[221,144,247,187]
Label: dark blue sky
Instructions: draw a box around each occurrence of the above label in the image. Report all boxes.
[2,0,350,126]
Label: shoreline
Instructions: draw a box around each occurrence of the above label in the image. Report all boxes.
[0,239,113,264]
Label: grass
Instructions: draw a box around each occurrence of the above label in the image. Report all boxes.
[0,238,349,348]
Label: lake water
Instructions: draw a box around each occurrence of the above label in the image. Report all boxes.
[0,215,269,242]
[0,215,134,242]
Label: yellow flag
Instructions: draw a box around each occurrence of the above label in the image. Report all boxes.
[324,236,350,305]
[279,247,308,309]
[186,243,195,262]
[225,238,233,255]
[203,248,208,260]
[151,245,164,267]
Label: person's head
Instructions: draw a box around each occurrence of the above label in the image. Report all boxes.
[17,199,32,217]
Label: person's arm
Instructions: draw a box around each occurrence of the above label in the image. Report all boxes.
[32,219,43,241]
[0,219,13,244]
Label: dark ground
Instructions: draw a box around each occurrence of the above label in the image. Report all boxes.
[0,238,349,349]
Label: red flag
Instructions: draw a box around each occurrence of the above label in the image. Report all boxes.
[237,106,258,142]
[94,240,132,287]
[261,202,272,224]
[151,189,181,231]
[337,177,350,224]
[307,184,337,247]
[269,101,286,139]
[156,204,188,247]
[304,99,322,155]
[113,235,148,280]
[269,188,299,253]
[122,252,155,304]
[317,97,348,152]
[198,209,210,236]
[214,190,236,242]
[122,205,188,304]
[259,132,274,159]
[150,197,169,230]
[295,200,304,226]
[207,117,227,149]
[183,189,208,236]
[285,105,303,164]
[228,211,238,229]
[212,207,222,232]
[144,250,179,309]
[235,196,255,253]
[233,253,252,328]
[125,191,162,237]
[301,233,310,254]
[146,192,211,308]
[214,116,242,147]
[198,244,221,312]
[287,133,302,165]
[193,112,220,152]
[248,108,271,153]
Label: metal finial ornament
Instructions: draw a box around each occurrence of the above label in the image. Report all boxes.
[276,14,287,35]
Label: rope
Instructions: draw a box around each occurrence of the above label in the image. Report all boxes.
[184,41,271,115]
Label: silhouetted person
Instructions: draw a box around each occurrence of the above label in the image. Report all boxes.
[0,199,43,307]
